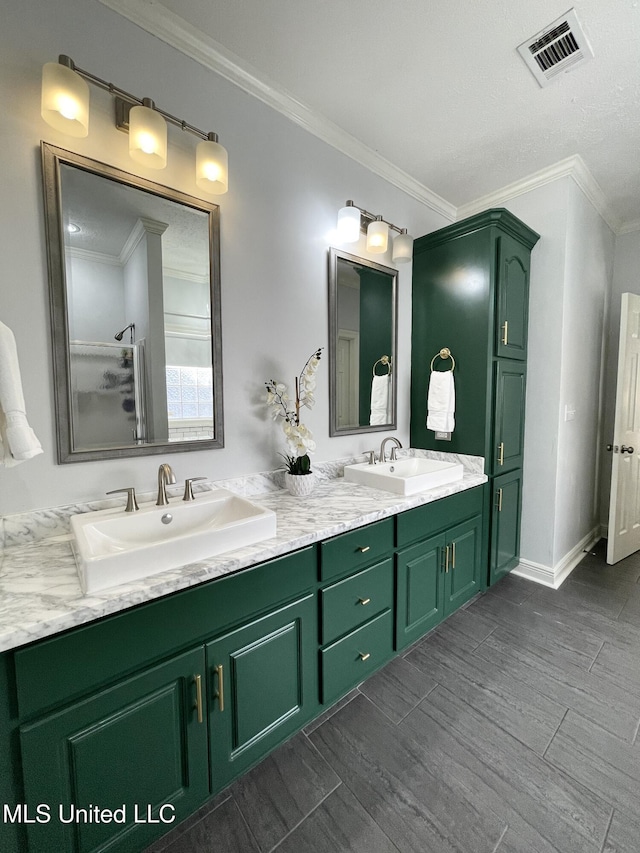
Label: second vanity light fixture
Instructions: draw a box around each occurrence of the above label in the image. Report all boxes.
[41,55,228,193]
[336,200,413,263]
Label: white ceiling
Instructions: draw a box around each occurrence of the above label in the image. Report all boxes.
[102,0,640,231]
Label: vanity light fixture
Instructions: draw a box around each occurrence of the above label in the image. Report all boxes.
[41,55,229,192]
[367,216,389,254]
[336,200,413,263]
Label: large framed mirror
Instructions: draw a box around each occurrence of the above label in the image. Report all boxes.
[41,143,223,462]
[328,248,398,436]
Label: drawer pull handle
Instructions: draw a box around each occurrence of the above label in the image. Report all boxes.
[444,545,450,574]
[193,674,203,724]
[215,664,224,713]
[451,541,456,569]
[496,487,503,512]
[359,652,371,661]
[358,546,371,553]
[502,321,508,346]
[359,597,371,606]
[498,442,505,466]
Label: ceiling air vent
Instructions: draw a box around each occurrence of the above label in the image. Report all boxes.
[517,8,594,87]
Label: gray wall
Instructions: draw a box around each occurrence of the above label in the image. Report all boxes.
[0,0,446,515]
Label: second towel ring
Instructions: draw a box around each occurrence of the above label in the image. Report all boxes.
[373,355,392,377]
[430,347,455,372]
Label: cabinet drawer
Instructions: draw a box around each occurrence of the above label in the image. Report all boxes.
[321,558,393,645]
[15,546,317,721]
[396,487,482,549]
[320,518,393,582]
[321,609,393,704]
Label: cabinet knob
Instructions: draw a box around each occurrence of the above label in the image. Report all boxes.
[359,652,371,662]
[358,597,371,606]
[358,546,370,553]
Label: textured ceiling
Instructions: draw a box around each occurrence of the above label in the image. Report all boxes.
[119,0,640,228]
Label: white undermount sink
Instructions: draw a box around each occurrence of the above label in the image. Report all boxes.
[344,456,464,496]
[71,488,277,594]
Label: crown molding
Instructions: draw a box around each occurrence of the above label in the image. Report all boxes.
[97,0,456,221]
[457,155,622,234]
[618,218,640,235]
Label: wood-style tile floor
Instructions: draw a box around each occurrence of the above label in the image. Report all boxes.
[145,540,640,853]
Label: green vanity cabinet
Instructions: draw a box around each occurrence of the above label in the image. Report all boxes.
[411,208,538,586]
[395,488,485,649]
[20,647,209,853]
[12,546,319,853]
[206,593,318,793]
[489,469,523,584]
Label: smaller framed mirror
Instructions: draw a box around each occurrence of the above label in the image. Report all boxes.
[42,143,223,462]
[328,248,398,436]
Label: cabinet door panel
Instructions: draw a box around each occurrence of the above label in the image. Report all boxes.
[20,648,208,853]
[490,469,523,584]
[496,234,531,360]
[445,515,483,614]
[493,361,526,474]
[207,594,317,793]
[396,534,445,650]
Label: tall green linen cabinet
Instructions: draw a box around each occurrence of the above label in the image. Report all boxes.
[410,209,539,585]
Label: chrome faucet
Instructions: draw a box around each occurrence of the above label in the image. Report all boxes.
[156,463,176,506]
[379,436,402,463]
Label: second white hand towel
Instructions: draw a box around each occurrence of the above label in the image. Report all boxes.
[426,369,455,433]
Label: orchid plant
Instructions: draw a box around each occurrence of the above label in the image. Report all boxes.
[265,348,323,475]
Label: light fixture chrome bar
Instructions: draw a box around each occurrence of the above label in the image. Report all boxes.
[344,199,406,235]
[58,55,216,142]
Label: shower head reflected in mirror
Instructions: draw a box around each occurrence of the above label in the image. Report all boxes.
[114,323,135,343]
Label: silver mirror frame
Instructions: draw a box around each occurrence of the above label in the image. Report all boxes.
[41,142,224,463]
[328,247,398,437]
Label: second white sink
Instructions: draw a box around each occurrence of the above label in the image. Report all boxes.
[344,456,464,495]
[71,488,277,594]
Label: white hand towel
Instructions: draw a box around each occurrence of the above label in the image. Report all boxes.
[0,320,43,466]
[426,369,455,433]
[370,374,391,425]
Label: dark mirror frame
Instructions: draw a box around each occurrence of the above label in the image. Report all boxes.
[41,142,224,463]
[328,247,398,437]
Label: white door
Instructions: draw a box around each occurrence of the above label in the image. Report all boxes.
[607,293,640,564]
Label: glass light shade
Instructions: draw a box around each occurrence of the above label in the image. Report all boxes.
[392,230,414,264]
[41,62,89,137]
[129,104,167,169]
[367,218,389,254]
[196,138,228,194]
[337,205,361,243]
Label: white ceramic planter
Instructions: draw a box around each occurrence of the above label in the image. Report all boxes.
[284,472,316,497]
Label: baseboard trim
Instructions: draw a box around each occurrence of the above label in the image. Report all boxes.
[512,527,601,589]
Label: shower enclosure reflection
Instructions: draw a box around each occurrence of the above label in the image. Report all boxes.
[42,143,223,462]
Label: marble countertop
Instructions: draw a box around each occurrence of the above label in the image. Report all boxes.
[0,455,486,654]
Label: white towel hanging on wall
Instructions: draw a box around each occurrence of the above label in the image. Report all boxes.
[427,369,455,433]
[0,320,43,466]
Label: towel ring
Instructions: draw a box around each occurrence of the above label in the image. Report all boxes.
[430,347,455,373]
[373,355,392,377]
